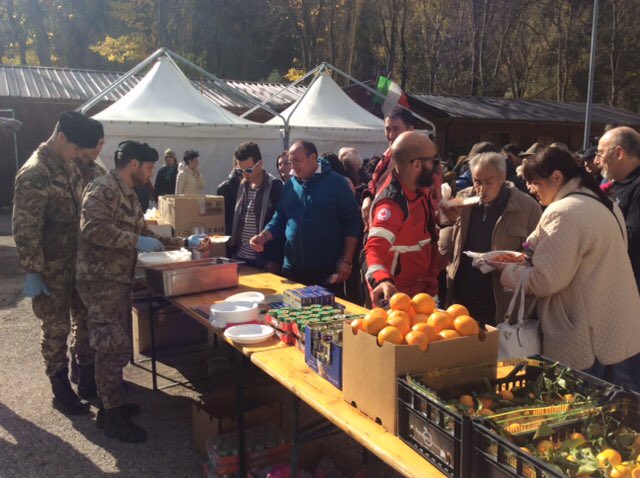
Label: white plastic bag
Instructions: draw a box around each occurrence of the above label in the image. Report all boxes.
[497,269,540,359]
[137,248,192,267]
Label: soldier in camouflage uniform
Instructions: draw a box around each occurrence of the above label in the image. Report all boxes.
[77,140,209,443]
[12,111,101,415]
[68,119,108,396]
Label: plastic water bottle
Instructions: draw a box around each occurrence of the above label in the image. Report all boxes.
[198,194,206,215]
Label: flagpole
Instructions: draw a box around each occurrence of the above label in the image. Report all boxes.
[583,0,599,150]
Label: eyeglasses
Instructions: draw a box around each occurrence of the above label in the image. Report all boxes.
[595,146,617,159]
[235,159,262,174]
[410,156,440,167]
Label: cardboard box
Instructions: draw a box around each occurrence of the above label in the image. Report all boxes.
[146,223,173,237]
[342,324,498,434]
[158,195,225,237]
[131,299,208,354]
[192,389,281,457]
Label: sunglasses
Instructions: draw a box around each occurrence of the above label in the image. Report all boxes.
[235,159,262,174]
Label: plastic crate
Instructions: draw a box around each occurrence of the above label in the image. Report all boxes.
[398,357,619,478]
[472,393,640,478]
[397,377,474,478]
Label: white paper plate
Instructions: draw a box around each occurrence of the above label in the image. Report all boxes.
[224,291,265,304]
[224,324,275,344]
[482,250,526,267]
[209,301,259,326]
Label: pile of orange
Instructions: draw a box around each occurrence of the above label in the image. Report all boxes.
[350,293,480,352]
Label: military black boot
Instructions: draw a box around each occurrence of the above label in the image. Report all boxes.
[103,406,147,443]
[69,358,79,385]
[77,363,97,400]
[96,403,141,429]
[50,368,91,415]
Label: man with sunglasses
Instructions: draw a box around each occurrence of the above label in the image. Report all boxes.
[364,132,444,305]
[228,142,283,272]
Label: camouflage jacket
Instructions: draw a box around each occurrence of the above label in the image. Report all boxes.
[77,171,183,285]
[73,158,108,188]
[13,144,83,275]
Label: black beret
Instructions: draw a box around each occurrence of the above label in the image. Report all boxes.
[58,111,100,149]
[117,141,159,164]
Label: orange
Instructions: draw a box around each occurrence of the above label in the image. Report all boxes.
[411,293,436,315]
[536,440,554,454]
[350,318,364,332]
[499,389,515,400]
[569,432,585,441]
[411,323,439,342]
[478,397,494,409]
[459,395,475,408]
[406,306,417,320]
[610,465,631,478]
[478,408,494,416]
[446,304,470,320]
[631,466,640,478]
[453,315,480,336]
[377,326,404,346]
[405,331,429,352]
[387,310,411,336]
[411,313,429,327]
[427,311,453,333]
[389,292,412,312]
[597,449,622,467]
[519,447,532,455]
[438,329,461,341]
[363,309,387,335]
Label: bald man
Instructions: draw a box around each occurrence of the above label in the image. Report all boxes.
[596,126,640,290]
[363,132,443,305]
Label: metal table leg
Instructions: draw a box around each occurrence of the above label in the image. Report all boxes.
[147,288,158,391]
[236,352,247,478]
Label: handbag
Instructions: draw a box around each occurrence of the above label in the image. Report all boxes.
[497,268,541,359]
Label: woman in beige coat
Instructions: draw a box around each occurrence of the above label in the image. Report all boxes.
[175,149,206,194]
[501,147,640,390]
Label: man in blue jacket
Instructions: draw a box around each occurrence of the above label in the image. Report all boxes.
[250,140,361,291]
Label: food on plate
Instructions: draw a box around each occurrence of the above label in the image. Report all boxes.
[488,252,526,264]
[443,196,482,207]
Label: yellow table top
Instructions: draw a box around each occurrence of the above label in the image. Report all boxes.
[251,346,445,478]
[169,266,368,355]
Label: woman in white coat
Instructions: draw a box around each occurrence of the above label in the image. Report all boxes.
[176,149,206,194]
[500,146,640,391]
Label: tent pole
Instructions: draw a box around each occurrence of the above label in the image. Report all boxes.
[77,48,168,114]
[324,63,437,135]
[164,50,286,124]
[238,64,322,119]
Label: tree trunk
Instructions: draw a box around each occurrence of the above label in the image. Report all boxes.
[470,0,481,95]
[7,0,27,65]
[25,0,51,66]
[346,0,363,75]
[399,0,409,89]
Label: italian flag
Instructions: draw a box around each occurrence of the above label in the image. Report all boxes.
[373,75,410,116]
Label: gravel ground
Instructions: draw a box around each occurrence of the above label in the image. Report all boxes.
[0,211,400,478]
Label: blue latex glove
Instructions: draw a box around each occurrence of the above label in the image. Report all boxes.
[136,236,165,252]
[187,234,208,248]
[23,273,50,298]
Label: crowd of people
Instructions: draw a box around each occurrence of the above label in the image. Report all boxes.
[11,109,640,446]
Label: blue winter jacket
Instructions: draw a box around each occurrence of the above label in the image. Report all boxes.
[265,159,361,271]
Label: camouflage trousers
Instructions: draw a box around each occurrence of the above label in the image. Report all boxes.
[76,281,132,409]
[69,290,96,367]
[32,267,92,377]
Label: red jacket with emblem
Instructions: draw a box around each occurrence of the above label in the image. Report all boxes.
[364,171,443,297]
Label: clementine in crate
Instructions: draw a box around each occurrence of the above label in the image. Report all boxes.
[377,326,404,345]
[363,308,387,335]
[446,304,470,319]
[386,310,411,336]
[412,322,439,342]
[350,318,365,332]
[427,311,453,333]
[410,313,429,327]
[405,330,429,352]
[438,329,461,340]
[411,293,436,315]
[453,315,480,336]
[389,292,412,312]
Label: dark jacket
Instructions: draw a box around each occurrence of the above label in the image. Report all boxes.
[610,165,640,290]
[153,165,177,201]
[265,159,361,272]
[228,173,284,268]
[216,171,241,235]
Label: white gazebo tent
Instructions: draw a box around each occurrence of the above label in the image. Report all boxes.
[79,50,283,192]
[265,70,388,159]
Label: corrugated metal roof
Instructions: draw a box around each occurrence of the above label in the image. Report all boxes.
[412,94,640,125]
[0,64,305,110]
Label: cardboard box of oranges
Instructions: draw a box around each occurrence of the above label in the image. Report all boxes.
[342,292,498,434]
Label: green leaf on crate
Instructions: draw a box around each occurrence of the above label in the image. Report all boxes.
[560,438,587,451]
[576,462,599,475]
[533,422,555,440]
[587,423,605,439]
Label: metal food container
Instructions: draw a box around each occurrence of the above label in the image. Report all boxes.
[144,257,242,297]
